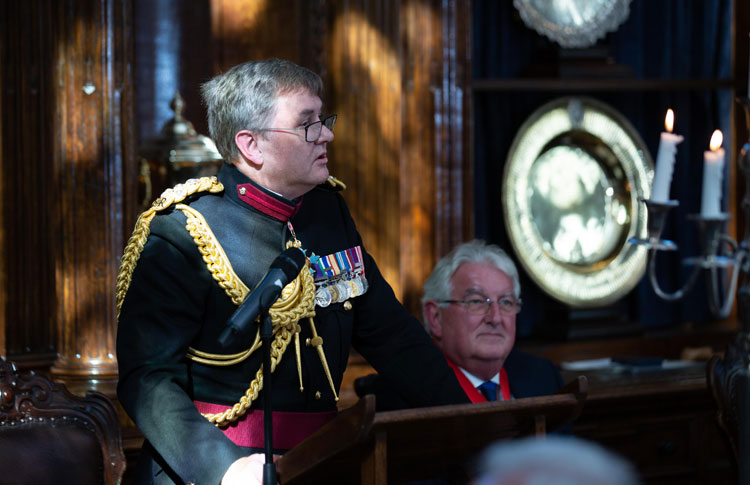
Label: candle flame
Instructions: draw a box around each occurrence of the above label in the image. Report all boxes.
[665,109,674,133]
[709,130,723,151]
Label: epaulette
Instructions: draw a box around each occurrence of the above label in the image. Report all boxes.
[115,176,224,317]
[321,175,346,191]
[151,176,224,211]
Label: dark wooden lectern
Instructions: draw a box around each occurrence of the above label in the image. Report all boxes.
[277,376,587,484]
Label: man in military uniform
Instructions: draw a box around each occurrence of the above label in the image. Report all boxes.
[116,58,470,485]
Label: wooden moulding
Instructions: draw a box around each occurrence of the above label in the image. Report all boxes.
[277,376,588,485]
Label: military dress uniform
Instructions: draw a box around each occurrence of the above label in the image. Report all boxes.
[116,164,470,485]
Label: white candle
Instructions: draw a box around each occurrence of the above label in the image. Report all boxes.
[651,109,684,202]
[701,130,725,217]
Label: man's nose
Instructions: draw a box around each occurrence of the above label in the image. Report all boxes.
[485,300,504,323]
[318,124,334,143]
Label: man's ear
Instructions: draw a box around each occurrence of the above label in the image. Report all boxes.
[424,301,443,339]
[235,130,263,166]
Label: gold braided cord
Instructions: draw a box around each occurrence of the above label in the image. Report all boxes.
[202,320,297,427]
[198,251,317,426]
[115,209,157,318]
[190,240,340,427]
[294,325,303,391]
[115,177,224,318]
[306,315,339,402]
[326,175,347,190]
[186,334,261,366]
[178,204,250,305]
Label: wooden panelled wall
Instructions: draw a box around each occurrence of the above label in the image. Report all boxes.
[211,0,473,314]
[0,0,471,391]
[0,0,137,394]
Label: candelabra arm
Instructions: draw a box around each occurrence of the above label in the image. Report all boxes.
[647,249,702,301]
[708,248,746,318]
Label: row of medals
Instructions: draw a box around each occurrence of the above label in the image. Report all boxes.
[314,273,368,308]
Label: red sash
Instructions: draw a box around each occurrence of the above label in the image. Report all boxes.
[194,401,336,450]
[445,358,510,402]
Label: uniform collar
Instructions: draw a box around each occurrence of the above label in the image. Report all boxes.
[218,164,303,222]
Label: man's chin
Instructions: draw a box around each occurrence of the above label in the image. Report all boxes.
[477,334,508,345]
[314,167,330,185]
[475,341,512,360]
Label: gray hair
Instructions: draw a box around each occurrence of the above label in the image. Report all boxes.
[421,240,520,325]
[200,58,324,163]
[473,436,640,485]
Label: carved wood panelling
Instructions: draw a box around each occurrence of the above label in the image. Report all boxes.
[1,1,60,362]
[330,0,472,314]
[0,2,5,358]
[0,1,135,394]
[211,0,472,316]
[47,0,136,396]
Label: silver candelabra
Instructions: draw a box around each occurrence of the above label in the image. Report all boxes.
[632,97,750,484]
[629,98,750,320]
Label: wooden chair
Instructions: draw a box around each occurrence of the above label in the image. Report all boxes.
[707,328,750,485]
[0,355,125,485]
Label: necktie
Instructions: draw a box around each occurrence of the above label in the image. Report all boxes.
[477,381,498,401]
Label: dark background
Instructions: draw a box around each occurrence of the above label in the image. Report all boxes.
[471,0,734,338]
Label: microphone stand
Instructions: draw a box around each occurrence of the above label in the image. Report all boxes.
[260,304,277,485]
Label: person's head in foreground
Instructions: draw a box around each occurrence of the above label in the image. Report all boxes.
[472,435,640,485]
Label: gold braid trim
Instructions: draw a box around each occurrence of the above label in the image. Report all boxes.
[186,337,261,366]
[178,204,250,305]
[326,175,347,190]
[115,177,224,318]
[194,246,340,428]
[202,321,296,427]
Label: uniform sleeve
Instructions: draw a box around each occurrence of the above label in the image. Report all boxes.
[328,196,470,408]
[116,217,247,484]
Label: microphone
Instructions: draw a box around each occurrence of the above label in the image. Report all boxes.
[218,247,307,347]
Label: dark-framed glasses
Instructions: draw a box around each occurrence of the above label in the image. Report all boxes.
[259,114,337,142]
[439,296,522,316]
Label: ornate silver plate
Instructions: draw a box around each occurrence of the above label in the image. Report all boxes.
[502,97,651,307]
[513,0,632,49]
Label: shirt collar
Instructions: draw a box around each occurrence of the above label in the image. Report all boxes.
[459,366,499,387]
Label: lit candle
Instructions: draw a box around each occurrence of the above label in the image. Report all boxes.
[651,109,684,202]
[701,130,725,217]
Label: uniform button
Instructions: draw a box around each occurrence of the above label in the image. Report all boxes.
[239,187,247,195]
[343,301,352,311]
[306,336,323,347]
[187,482,195,485]
[315,391,321,399]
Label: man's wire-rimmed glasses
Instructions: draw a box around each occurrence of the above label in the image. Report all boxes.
[438,295,522,316]
[258,114,337,142]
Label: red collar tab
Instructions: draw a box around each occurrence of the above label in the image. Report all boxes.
[236,182,302,222]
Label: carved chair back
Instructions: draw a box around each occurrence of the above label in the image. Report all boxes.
[706,331,750,463]
[0,356,125,485]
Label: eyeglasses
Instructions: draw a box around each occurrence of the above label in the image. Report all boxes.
[258,114,337,142]
[438,296,522,316]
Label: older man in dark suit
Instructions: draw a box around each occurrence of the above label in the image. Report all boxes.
[357,239,562,409]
